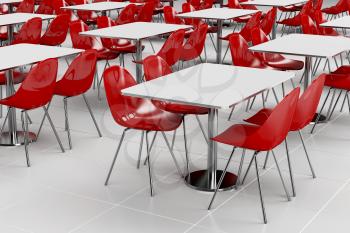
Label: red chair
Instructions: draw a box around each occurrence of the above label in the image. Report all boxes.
[314,10,339,36]
[164,6,185,25]
[187,0,201,9]
[52,0,73,19]
[245,75,326,196]
[225,0,254,23]
[199,0,214,9]
[16,0,35,13]
[322,0,348,16]
[71,0,99,25]
[277,0,314,35]
[260,7,277,36]
[69,20,118,97]
[12,17,42,45]
[36,0,54,14]
[208,88,300,224]
[40,14,70,46]
[103,65,184,196]
[136,2,155,22]
[221,11,262,62]
[251,27,304,71]
[115,4,138,25]
[301,14,319,34]
[37,50,102,149]
[179,23,208,63]
[0,59,65,167]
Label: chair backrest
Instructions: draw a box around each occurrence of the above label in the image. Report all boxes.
[163,6,184,24]
[260,7,277,36]
[103,65,143,126]
[313,10,339,35]
[291,74,325,130]
[143,55,172,81]
[157,29,185,66]
[255,87,300,149]
[58,50,98,96]
[136,2,155,22]
[69,20,94,50]
[13,58,58,108]
[182,3,201,26]
[300,0,313,15]
[40,14,70,46]
[12,17,42,45]
[16,0,34,13]
[115,4,138,25]
[52,0,72,17]
[36,0,54,14]
[227,0,243,9]
[97,16,122,49]
[187,0,201,9]
[301,14,319,35]
[201,0,214,9]
[240,11,262,42]
[180,22,208,61]
[313,0,323,11]
[229,34,265,67]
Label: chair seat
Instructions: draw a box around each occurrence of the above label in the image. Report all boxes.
[212,124,273,151]
[119,100,183,131]
[322,6,346,15]
[244,108,272,126]
[277,16,301,26]
[278,5,303,12]
[265,58,304,70]
[207,26,218,34]
[233,15,251,23]
[97,48,119,60]
[324,73,350,90]
[331,65,350,74]
[0,71,27,85]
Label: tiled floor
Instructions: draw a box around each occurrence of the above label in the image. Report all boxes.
[1,0,349,232]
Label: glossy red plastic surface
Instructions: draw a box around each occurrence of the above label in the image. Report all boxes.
[97,16,137,54]
[324,73,350,90]
[212,88,300,151]
[301,14,319,34]
[245,75,325,131]
[322,0,348,15]
[251,27,304,70]
[221,11,262,42]
[0,71,28,85]
[179,23,208,61]
[36,0,54,14]
[54,50,97,97]
[156,29,185,66]
[314,10,339,36]
[71,0,98,24]
[69,20,119,60]
[164,6,185,24]
[115,4,138,25]
[40,14,70,46]
[136,2,155,22]
[12,17,42,45]
[260,7,277,36]
[277,0,313,26]
[182,3,201,26]
[52,0,73,17]
[143,55,209,114]
[103,65,183,131]
[0,58,58,110]
[16,0,34,13]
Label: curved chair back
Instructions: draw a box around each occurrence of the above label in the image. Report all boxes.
[143,55,172,81]
[115,4,138,25]
[16,0,34,13]
[260,7,277,36]
[182,3,201,26]
[12,17,42,45]
[301,14,319,35]
[136,2,155,22]
[157,29,185,66]
[69,20,94,50]
[164,6,184,24]
[36,0,54,14]
[227,0,243,9]
[240,11,262,42]
[180,23,208,61]
[40,14,70,46]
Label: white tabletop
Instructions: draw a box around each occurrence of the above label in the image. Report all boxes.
[178,8,258,20]
[249,34,350,58]
[0,0,22,4]
[241,0,307,7]
[122,63,294,109]
[80,22,192,40]
[0,13,55,26]
[61,2,142,12]
[0,44,83,71]
[320,16,350,29]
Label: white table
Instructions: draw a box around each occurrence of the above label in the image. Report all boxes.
[320,15,350,29]
[241,0,307,39]
[61,2,142,16]
[0,44,83,146]
[122,63,294,191]
[81,22,192,83]
[178,8,258,64]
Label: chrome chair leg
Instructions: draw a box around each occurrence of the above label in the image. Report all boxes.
[143,131,158,166]
[263,151,269,169]
[23,110,30,167]
[271,150,291,201]
[145,131,154,196]
[254,151,267,224]
[241,153,254,185]
[137,131,145,169]
[228,106,234,121]
[311,88,331,134]
[284,139,295,197]
[235,149,245,189]
[195,115,208,144]
[161,131,184,177]
[328,90,343,120]
[183,118,190,182]
[37,102,51,138]
[298,130,316,178]
[63,98,72,149]
[170,129,177,150]
[83,94,102,137]
[43,106,65,153]
[208,147,236,210]
[105,128,129,185]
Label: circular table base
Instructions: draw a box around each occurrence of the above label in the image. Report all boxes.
[0,131,37,146]
[310,113,327,124]
[184,170,237,192]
